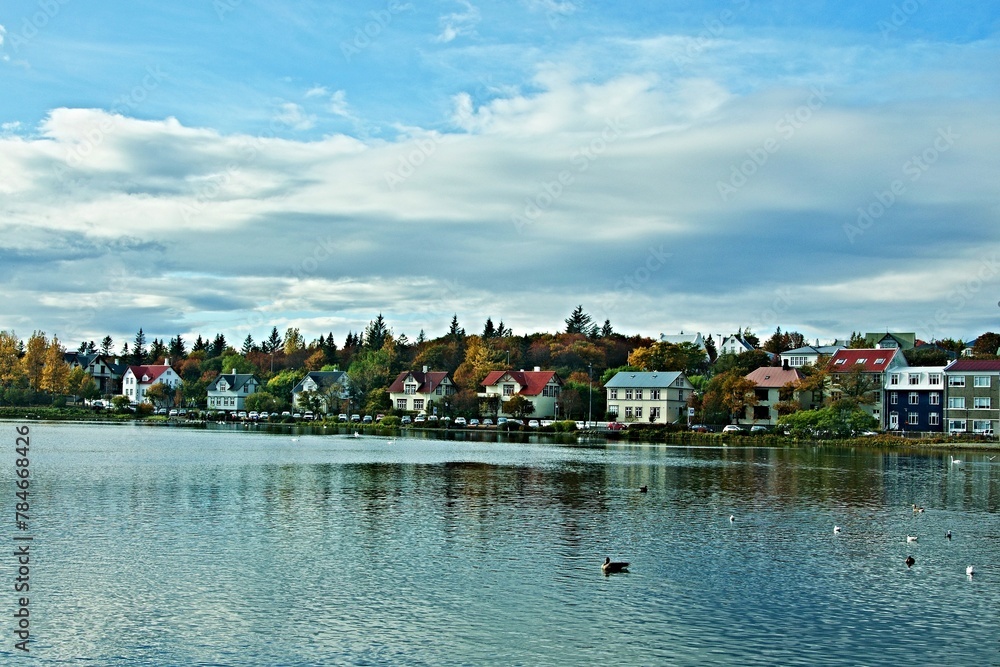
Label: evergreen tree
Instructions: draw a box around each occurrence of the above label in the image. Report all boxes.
[265,327,282,354]
[192,335,208,353]
[741,327,759,349]
[600,320,614,337]
[846,331,867,349]
[364,314,390,350]
[417,329,427,344]
[210,333,227,358]
[448,315,465,340]
[242,334,256,355]
[482,318,496,339]
[168,335,187,359]
[149,338,168,362]
[496,321,510,338]
[100,335,114,356]
[133,328,147,364]
[565,305,596,336]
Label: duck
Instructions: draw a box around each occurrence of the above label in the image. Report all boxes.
[834,525,842,534]
[729,514,735,523]
[905,556,915,568]
[966,565,975,576]
[907,535,918,542]
[353,431,361,438]
[639,485,648,493]
[912,504,925,513]
[602,557,629,574]
[946,530,952,540]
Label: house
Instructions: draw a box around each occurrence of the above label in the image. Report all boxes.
[292,371,349,414]
[65,352,126,395]
[779,344,845,369]
[480,368,562,418]
[206,370,261,413]
[884,366,946,432]
[121,362,182,406]
[658,332,710,361]
[827,348,908,428]
[388,368,455,414]
[744,366,809,425]
[942,359,1000,435]
[717,334,755,356]
[604,371,694,424]
[865,332,916,350]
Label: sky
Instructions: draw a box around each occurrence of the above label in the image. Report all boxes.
[1,0,998,351]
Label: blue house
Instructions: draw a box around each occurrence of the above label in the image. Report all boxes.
[884,366,946,433]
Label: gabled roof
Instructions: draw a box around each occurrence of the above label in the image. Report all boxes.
[603,371,687,389]
[388,370,451,394]
[944,359,1000,373]
[659,332,703,346]
[781,345,844,357]
[865,332,916,350]
[828,348,900,373]
[125,365,175,384]
[209,373,259,392]
[745,367,804,388]
[481,370,561,396]
[293,371,348,393]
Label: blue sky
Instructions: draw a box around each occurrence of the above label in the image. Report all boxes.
[1,1,998,349]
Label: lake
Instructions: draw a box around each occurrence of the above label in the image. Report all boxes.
[3,422,998,665]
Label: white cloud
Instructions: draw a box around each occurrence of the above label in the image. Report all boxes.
[273,102,316,131]
[328,90,353,118]
[305,85,329,98]
[435,0,481,43]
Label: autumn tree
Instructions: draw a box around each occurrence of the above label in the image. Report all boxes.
[41,336,69,395]
[0,331,24,386]
[972,332,1000,358]
[453,336,506,391]
[67,367,99,401]
[504,394,535,419]
[832,364,880,404]
[22,331,48,392]
[628,341,706,374]
[144,382,172,408]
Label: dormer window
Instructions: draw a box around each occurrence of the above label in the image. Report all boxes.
[857,358,867,364]
[874,358,886,365]
[834,359,846,365]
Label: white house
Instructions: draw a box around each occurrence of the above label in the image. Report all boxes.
[480,368,562,418]
[717,334,755,356]
[388,369,455,414]
[658,332,710,361]
[292,371,349,413]
[207,371,261,413]
[604,371,695,424]
[121,363,181,406]
[779,344,845,369]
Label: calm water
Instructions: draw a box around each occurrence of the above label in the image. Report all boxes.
[3,422,999,665]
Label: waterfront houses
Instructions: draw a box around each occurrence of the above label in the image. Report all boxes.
[206,371,261,413]
[827,348,908,429]
[779,344,844,369]
[122,362,181,406]
[480,368,562,419]
[604,371,694,424]
[388,369,455,414]
[744,366,810,425]
[66,352,126,395]
[884,366,946,433]
[292,371,349,413]
[942,359,1000,435]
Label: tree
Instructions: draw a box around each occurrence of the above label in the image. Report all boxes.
[264,327,282,354]
[628,341,706,374]
[704,335,718,363]
[220,353,257,375]
[453,336,506,392]
[482,318,496,339]
[210,333,228,358]
[0,331,24,386]
[192,335,208,353]
[41,337,69,395]
[504,394,535,419]
[972,332,1000,358]
[565,305,597,336]
[169,335,187,359]
[903,347,951,367]
[149,338,167,362]
[283,328,305,356]
[364,314,390,350]
[241,334,256,356]
[778,400,877,438]
[67,367,98,401]
[297,390,325,415]
[713,350,772,376]
[846,331,867,349]
[741,327,759,348]
[133,328,147,364]
[100,335,114,356]
[112,395,133,412]
[833,364,880,404]
[600,320,614,338]
[245,391,285,414]
[144,382,172,408]
[718,373,759,424]
[23,331,48,392]
[448,315,465,340]
[267,369,306,404]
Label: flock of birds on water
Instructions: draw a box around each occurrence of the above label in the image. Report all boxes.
[603,453,992,579]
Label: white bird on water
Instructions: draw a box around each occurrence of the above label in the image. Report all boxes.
[951,455,963,465]
[966,565,976,577]
[834,525,842,534]
[907,535,918,542]
[729,515,735,523]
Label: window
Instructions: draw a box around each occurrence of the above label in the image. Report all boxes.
[542,385,559,397]
[414,399,424,410]
[608,389,618,400]
[404,384,416,395]
[949,419,966,432]
[624,407,633,419]
[949,376,966,387]
[396,398,407,410]
[929,413,940,426]
[973,420,992,433]
[909,392,919,405]
[635,407,643,419]
[929,374,941,386]
[908,374,920,385]
[608,405,619,416]
[625,389,633,400]
[929,393,940,405]
[948,397,966,409]
[974,397,991,409]
[890,393,898,404]
[650,407,660,420]
[503,384,515,397]
[834,359,846,366]
[874,358,887,365]
[907,412,919,425]
[857,358,868,365]
[889,374,900,386]
[650,389,660,400]
[635,390,643,401]
[974,376,991,388]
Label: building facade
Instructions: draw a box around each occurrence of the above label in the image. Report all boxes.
[121,364,182,406]
[604,371,694,424]
[480,368,562,419]
[206,372,261,413]
[388,369,455,414]
[884,366,946,433]
[942,360,1000,435]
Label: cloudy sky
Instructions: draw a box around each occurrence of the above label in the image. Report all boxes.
[1,1,998,349]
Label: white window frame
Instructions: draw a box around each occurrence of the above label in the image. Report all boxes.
[974,396,991,409]
[949,376,966,387]
[929,413,940,426]
[974,376,991,388]
[948,397,966,409]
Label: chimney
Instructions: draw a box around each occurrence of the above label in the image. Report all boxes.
[165,357,171,366]
[534,366,540,372]
[232,368,237,374]
[423,365,428,373]
[782,359,789,370]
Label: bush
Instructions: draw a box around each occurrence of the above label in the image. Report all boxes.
[380,415,401,428]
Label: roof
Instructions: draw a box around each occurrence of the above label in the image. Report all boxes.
[293,371,347,393]
[481,370,561,396]
[781,345,844,356]
[125,365,175,384]
[944,359,1000,373]
[744,367,805,388]
[659,332,703,346]
[828,348,899,373]
[208,373,259,392]
[865,332,916,349]
[388,370,451,394]
[603,371,686,389]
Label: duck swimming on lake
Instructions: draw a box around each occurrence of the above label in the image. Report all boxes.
[912,504,925,513]
[946,530,952,540]
[602,557,629,574]
[639,485,647,493]
[834,525,842,534]
[907,535,918,542]
[966,565,975,577]
[905,556,915,568]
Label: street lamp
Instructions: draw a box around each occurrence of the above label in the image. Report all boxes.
[588,363,593,428]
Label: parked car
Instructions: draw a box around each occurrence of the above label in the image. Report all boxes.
[401,415,412,425]
[168,409,178,417]
[414,415,425,424]
[375,414,385,422]
[362,415,373,424]
[338,413,348,422]
[722,425,744,434]
[304,411,315,421]
[468,419,480,427]
[749,425,768,434]
[351,414,361,422]
[481,418,493,426]
[528,419,540,428]
[427,415,438,422]
[248,411,259,420]
[497,417,508,425]
[607,421,626,431]
[258,412,269,420]
[453,417,467,426]
[237,411,248,419]
[690,424,712,433]
[281,411,291,418]
[292,412,302,420]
